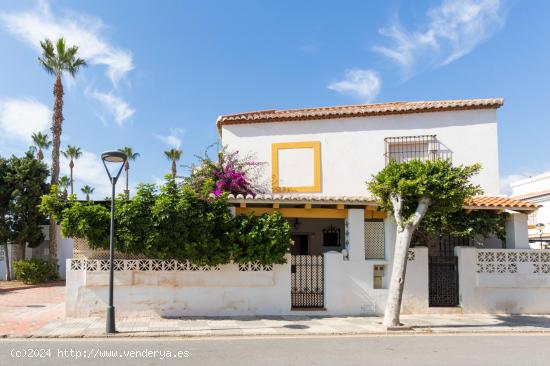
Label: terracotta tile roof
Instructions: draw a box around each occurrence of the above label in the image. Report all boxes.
[511,189,550,200]
[217,98,504,132]
[464,196,540,210]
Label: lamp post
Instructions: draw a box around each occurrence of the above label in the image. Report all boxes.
[101,151,127,334]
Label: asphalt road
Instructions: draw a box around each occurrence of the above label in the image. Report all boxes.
[2,334,550,366]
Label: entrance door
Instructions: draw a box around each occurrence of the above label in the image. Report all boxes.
[429,256,459,307]
[291,234,309,255]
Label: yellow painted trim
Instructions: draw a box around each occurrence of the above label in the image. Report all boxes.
[365,210,387,219]
[272,203,280,209]
[236,207,347,219]
[305,203,312,209]
[337,204,345,210]
[239,202,246,208]
[271,141,321,193]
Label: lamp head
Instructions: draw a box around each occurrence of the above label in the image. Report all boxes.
[536,223,545,232]
[101,150,127,181]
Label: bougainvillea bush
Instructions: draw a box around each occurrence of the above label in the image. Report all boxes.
[186,144,266,197]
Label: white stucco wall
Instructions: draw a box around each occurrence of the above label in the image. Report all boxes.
[66,259,292,317]
[456,247,550,314]
[222,109,500,196]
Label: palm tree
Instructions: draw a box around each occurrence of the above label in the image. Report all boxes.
[31,132,52,161]
[39,37,86,260]
[117,146,140,198]
[164,148,182,178]
[58,175,71,196]
[61,145,82,195]
[81,185,94,201]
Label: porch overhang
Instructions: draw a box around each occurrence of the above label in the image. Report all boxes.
[226,194,540,218]
[226,194,385,219]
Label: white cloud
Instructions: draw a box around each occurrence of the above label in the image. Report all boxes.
[0,0,133,85]
[89,90,135,125]
[154,128,185,149]
[374,0,505,75]
[327,69,381,102]
[0,99,50,144]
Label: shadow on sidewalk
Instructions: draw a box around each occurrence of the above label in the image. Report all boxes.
[411,315,550,329]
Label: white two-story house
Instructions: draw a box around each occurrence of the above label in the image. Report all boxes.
[218,98,540,312]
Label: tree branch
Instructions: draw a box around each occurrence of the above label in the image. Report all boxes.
[410,196,431,228]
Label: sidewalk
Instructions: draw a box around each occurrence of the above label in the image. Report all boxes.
[27,313,550,338]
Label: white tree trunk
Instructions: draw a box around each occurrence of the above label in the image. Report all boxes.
[383,195,431,328]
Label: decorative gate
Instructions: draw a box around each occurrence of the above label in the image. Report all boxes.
[429,256,459,307]
[291,255,324,309]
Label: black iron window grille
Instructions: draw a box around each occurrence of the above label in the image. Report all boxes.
[384,135,444,165]
[322,225,341,247]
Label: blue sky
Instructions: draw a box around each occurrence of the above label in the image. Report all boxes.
[0,0,548,198]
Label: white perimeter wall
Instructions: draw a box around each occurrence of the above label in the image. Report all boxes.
[457,247,550,313]
[221,109,500,196]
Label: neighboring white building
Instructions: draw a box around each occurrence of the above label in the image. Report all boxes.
[67,98,550,317]
[511,172,550,248]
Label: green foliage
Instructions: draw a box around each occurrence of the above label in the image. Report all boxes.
[60,202,110,249]
[367,159,482,225]
[417,210,507,243]
[41,177,292,265]
[6,152,50,248]
[13,258,58,284]
[115,183,156,255]
[39,185,72,221]
[146,178,234,265]
[231,212,292,265]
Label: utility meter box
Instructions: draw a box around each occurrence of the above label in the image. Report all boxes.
[373,265,385,289]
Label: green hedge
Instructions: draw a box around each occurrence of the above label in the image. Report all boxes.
[13,258,58,284]
[40,179,293,265]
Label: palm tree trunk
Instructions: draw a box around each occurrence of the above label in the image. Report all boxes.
[69,160,74,195]
[37,148,43,161]
[49,74,64,261]
[172,160,177,178]
[125,162,130,199]
[3,242,11,281]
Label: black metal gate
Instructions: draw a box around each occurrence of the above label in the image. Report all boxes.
[429,256,459,307]
[291,255,324,309]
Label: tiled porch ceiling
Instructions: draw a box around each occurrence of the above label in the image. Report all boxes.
[226,194,539,213]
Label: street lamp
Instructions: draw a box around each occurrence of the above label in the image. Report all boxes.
[101,150,127,334]
[536,223,545,251]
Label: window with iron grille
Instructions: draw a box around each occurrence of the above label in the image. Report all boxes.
[384,135,442,165]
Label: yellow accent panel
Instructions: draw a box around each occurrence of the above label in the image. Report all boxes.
[236,207,347,219]
[365,210,387,219]
[271,141,321,193]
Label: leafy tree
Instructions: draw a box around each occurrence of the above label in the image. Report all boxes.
[39,37,86,260]
[81,185,94,200]
[31,132,52,161]
[367,159,481,328]
[61,145,82,195]
[6,152,50,261]
[164,148,182,178]
[117,146,140,198]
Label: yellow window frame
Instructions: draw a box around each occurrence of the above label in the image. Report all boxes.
[271,141,321,193]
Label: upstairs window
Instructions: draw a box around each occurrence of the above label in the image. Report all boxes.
[384,135,448,165]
